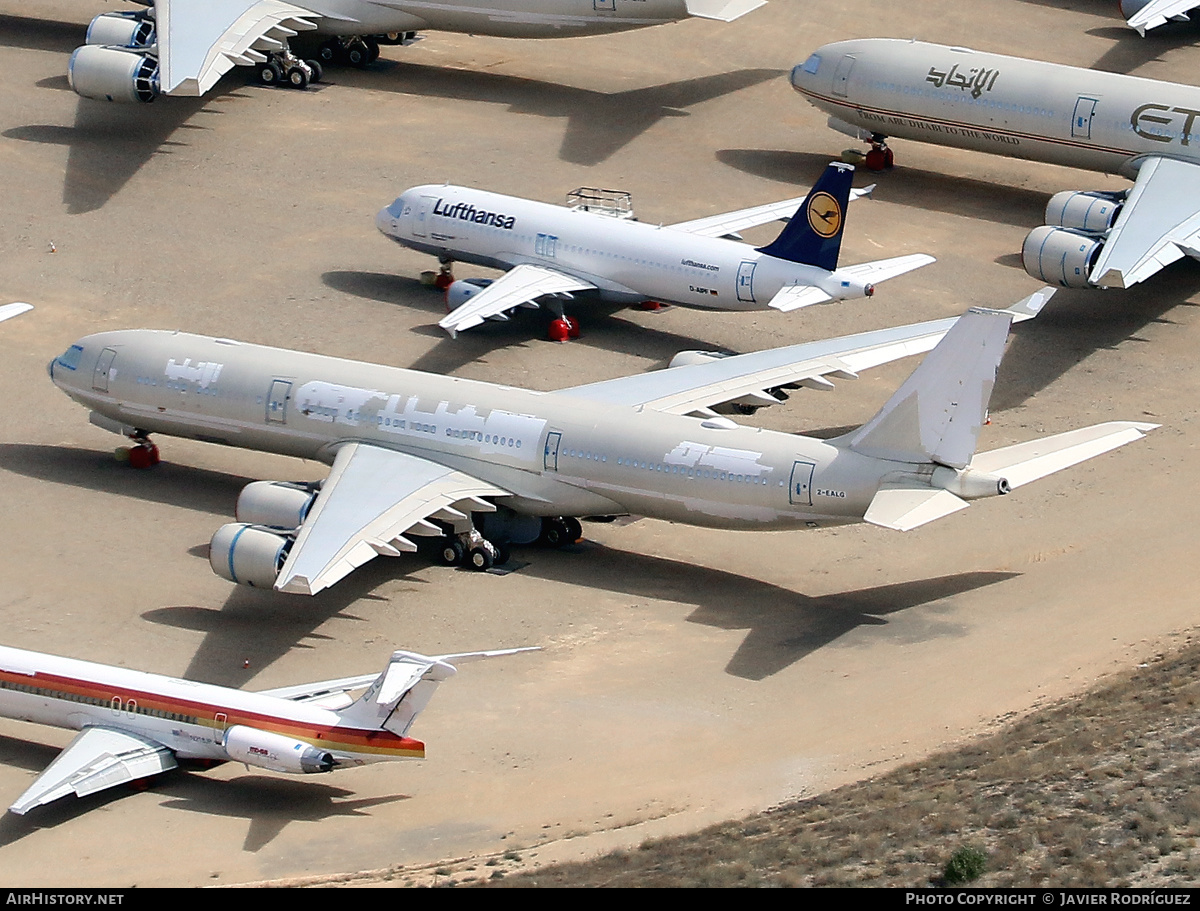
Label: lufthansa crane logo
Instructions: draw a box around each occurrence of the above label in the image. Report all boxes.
[807,192,843,238]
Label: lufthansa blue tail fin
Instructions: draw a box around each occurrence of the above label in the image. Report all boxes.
[756,162,855,270]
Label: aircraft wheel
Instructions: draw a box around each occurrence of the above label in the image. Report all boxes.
[565,316,581,339]
[257,61,283,86]
[287,66,309,89]
[128,443,159,470]
[438,537,465,566]
[364,38,381,63]
[434,271,455,291]
[864,148,889,171]
[563,517,582,543]
[883,147,895,168]
[305,59,323,83]
[493,543,511,566]
[346,44,367,67]
[539,518,570,548]
[548,318,570,342]
[468,545,495,571]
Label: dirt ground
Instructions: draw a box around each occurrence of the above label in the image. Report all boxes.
[0,0,1197,887]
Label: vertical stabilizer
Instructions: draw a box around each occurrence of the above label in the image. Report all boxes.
[842,307,1014,468]
[756,162,855,270]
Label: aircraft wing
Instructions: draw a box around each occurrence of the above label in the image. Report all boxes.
[684,0,768,22]
[556,288,1051,416]
[10,727,177,815]
[1124,0,1196,34]
[1088,157,1200,289]
[157,0,321,96]
[0,303,32,324]
[439,264,596,337]
[669,186,874,239]
[275,442,509,595]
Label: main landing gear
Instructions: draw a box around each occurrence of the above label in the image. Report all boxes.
[318,36,381,68]
[255,48,322,90]
[435,517,581,572]
[115,433,160,469]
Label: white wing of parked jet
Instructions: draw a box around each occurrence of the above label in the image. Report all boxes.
[1124,0,1196,34]
[558,288,1052,415]
[1088,157,1200,289]
[275,442,509,595]
[158,0,320,96]
[439,263,597,338]
[669,186,874,239]
[0,303,32,324]
[10,727,177,816]
[684,0,768,21]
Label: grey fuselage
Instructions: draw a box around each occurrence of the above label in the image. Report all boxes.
[299,0,691,39]
[790,38,1200,179]
[48,330,908,532]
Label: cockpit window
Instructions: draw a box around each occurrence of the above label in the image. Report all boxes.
[55,345,84,371]
[802,54,821,75]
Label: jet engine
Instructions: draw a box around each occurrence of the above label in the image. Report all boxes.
[68,45,160,103]
[1119,0,1154,18]
[223,725,335,774]
[445,278,493,312]
[235,481,318,530]
[85,12,156,49]
[209,523,291,589]
[1044,191,1123,234]
[1021,226,1104,288]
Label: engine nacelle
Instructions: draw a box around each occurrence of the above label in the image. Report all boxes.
[1021,226,1104,288]
[931,466,1011,500]
[445,278,493,312]
[1044,191,1123,233]
[235,481,317,530]
[68,45,159,103]
[209,524,291,588]
[85,12,156,49]
[223,725,334,774]
[817,272,874,300]
[1119,0,1153,18]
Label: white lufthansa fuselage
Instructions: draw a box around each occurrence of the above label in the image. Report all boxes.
[0,645,421,766]
[790,38,1200,179]
[49,330,897,531]
[377,185,851,311]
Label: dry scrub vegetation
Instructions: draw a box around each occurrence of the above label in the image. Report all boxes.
[481,636,1200,887]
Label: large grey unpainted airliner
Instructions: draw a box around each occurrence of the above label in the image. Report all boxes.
[65,0,764,103]
[790,38,1200,291]
[376,163,933,339]
[47,287,1153,596]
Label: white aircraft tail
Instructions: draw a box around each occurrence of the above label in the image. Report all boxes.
[336,647,536,736]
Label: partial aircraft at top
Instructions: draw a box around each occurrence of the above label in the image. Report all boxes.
[376,163,934,339]
[65,0,765,104]
[1120,0,1199,34]
[791,38,1200,291]
[48,287,1153,597]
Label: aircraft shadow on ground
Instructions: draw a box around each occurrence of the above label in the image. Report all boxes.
[717,149,1049,227]
[0,443,250,515]
[0,746,407,851]
[519,542,1018,680]
[332,60,784,166]
[323,269,737,375]
[1086,25,1200,74]
[992,264,1200,412]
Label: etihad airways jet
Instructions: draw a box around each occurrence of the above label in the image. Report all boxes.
[791,38,1200,291]
[48,287,1153,596]
[0,644,530,816]
[376,163,934,338]
[67,0,764,103]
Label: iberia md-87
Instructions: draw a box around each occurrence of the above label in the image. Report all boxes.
[790,38,1200,291]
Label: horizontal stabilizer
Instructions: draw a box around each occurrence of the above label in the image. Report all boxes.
[864,486,968,531]
[969,422,1158,489]
[836,253,936,286]
[684,0,767,22]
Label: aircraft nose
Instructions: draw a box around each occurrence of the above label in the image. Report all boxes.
[375,205,395,236]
